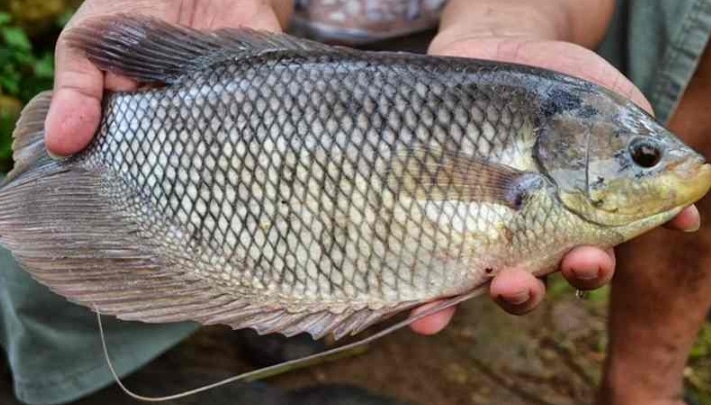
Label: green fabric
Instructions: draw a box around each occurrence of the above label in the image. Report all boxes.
[0,247,198,405]
[599,0,711,123]
[3,1,711,404]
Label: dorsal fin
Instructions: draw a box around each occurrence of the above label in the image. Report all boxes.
[4,91,57,184]
[66,15,335,84]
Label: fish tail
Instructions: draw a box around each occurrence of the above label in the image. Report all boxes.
[0,91,175,313]
[0,91,58,247]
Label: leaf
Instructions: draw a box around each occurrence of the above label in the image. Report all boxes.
[0,48,11,68]
[0,12,11,26]
[2,26,32,51]
[0,67,21,95]
[11,49,34,66]
[33,53,54,79]
[17,76,53,103]
[690,323,711,358]
[0,111,16,169]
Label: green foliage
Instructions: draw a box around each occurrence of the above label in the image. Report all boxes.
[545,273,610,311]
[691,323,711,359]
[0,10,67,171]
[0,11,57,99]
[686,323,711,401]
[0,112,16,161]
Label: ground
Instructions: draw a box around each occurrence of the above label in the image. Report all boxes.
[161,276,709,405]
[1,277,709,404]
[266,278,609,405]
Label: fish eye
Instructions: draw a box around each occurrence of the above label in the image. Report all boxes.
[629,138,662,168]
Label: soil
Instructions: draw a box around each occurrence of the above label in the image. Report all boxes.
[1,275,709,404]
[149,276,610,405]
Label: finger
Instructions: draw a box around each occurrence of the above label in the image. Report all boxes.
[408,301,457,335]
[561,246,615,290]
[46,0,292,158]
[431,37,653,114]
[664,205,701,232]
[45,34,104,157]
[429,0,652,115]
[490,268,546,315]
[179,0,291,32]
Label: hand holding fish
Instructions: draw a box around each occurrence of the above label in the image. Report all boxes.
[45,0,293,157]
[18,0,698,344]
[411,0,704,334]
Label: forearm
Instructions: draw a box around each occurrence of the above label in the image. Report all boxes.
[432,0,615,50]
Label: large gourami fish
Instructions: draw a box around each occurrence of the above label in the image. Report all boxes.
[1,16,710,340]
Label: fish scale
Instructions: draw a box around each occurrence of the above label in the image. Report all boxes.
[86,52,538,306]
[0,16,708,339]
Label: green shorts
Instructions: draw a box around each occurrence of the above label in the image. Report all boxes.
[599,0,711,123]
[2,1,710,403]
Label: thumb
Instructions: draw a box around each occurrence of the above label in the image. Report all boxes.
[45,0,293,158]
[44,34,104,157]
[428,0,653,115]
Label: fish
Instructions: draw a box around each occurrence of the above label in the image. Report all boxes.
[1,15,709,341]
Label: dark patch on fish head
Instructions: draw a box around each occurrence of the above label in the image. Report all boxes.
[541,88,597,119]
[541,88,577,116]
[535,86,711,228]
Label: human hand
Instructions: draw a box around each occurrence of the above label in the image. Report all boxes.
[409,0,702,334]
[45,0,293,157]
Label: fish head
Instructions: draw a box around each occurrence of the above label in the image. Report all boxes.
[535,84,711,238]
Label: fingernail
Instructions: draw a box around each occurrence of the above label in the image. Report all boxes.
[571,267,600,281]
[46,149,70,161]
[684,224,701,233]
[505,291,530,306]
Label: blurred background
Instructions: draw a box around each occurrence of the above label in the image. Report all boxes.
[0,1,709,404]
[0,0,73,172]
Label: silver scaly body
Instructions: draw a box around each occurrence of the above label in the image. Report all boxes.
[85,51,611,313]
[10,17,702,340]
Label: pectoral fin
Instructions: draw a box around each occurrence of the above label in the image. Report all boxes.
[397,149,543,210]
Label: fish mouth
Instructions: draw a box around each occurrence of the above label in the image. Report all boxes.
[611,161,711,241]
[675,161,711,206]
